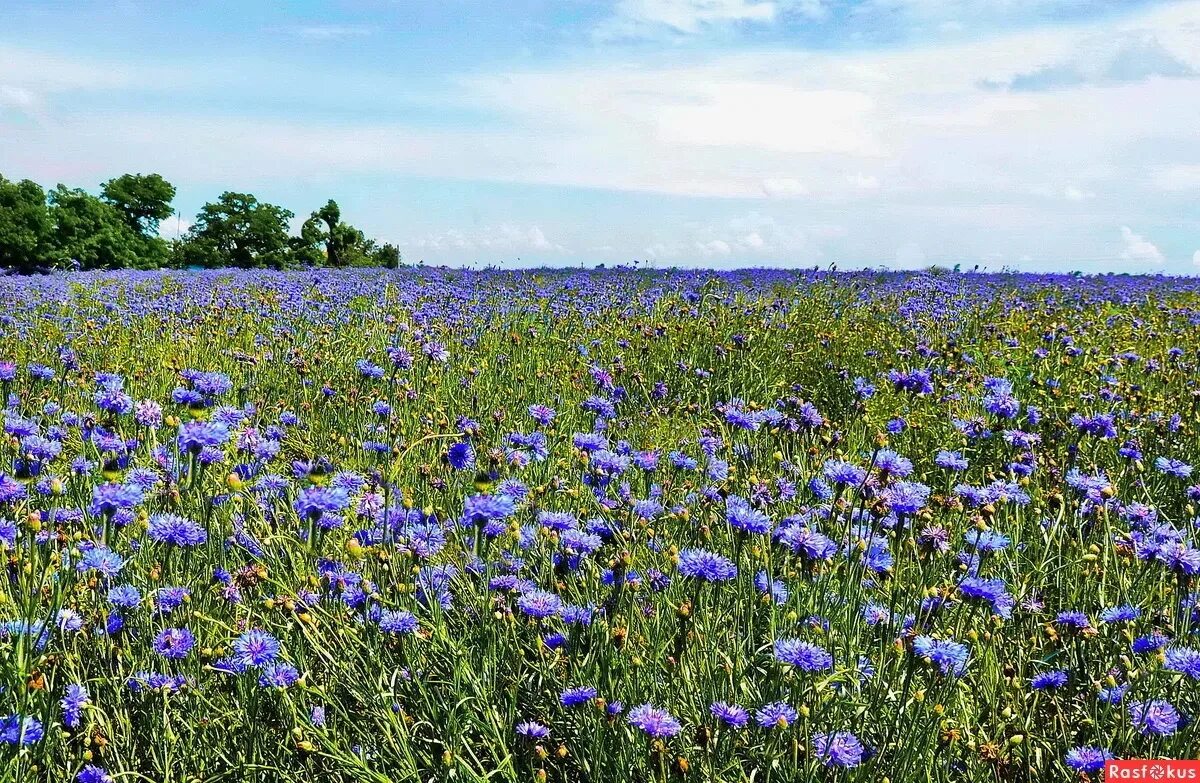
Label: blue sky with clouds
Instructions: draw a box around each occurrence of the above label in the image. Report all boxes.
[1,0,1198,271]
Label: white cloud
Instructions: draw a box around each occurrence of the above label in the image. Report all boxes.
[1152,164,1200,191]
[158,215,192,239]
[1063,185,1095,201]
[289,26,373,41]
[848,173,881,191]
[1194,250,1200,268]
[697,238,732,255]
[410,224,567,255]
[0,85,37,110]
[1119,226,1164,264]
[601,0,777,37]
[762,177,808,197]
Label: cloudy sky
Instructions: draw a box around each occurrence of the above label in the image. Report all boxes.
[1,0,1198,272]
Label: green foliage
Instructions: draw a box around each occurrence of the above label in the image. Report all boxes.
[47,185,140,270]
[1,171,399,272]
[0,175,56,273]
[181,192,296,269]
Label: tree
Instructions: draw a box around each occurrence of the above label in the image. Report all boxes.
[101,173,176,235]
[0,175,56,273]
[372,243,402,269]
[180,192,294,269]
[300,199,375,267]
[48,185,140,270]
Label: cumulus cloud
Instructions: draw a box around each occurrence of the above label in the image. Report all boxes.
[987,34,1197,92]
[409,224,567,255]
[1119,226,1164,265]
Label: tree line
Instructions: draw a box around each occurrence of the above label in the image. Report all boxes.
[0,172,401,274]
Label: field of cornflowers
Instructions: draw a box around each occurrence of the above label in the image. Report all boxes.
[1,267,1199,782]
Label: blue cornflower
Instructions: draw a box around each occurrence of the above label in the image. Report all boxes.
[773,639,833,671]
[823,459,866,487]
[257,662,300,688]
[1099,605,1141,623]
[912,636,970,676]
[447,441,475,470]
[517,589,563,619]
[516,721,551,739]
[77,546,124,578]
[676,548,737,582]
[813,731,865,768]
[560,686,598,707]
[0,714,44,745]
[1164,647,1200,680]
[1129,700,1181,736]
[1155,457,1193,479]
[232,629,281,667]
[755,701,798,729]
[710,702,749,728]
[627,704,682,738]
[77,767,114,783]
[1030,670,1068,690]
[147,513,207,547]
[153,627,195,659]
[1065,747,1111,774]
[61,683,89,728]
[726,495,771,535]
[378,610,419,635]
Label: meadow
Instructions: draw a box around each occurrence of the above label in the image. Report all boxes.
[1,267,1198,782]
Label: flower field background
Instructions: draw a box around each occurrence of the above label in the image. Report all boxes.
[1,267,1199,782]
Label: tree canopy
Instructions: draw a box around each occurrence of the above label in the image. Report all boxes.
[0,171,401,273]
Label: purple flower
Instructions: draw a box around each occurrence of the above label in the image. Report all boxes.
[710,701,749,728]
[755,701,798,729]
[773,639,833,671]
[1129,700,1181,736]
[153,627,195,659]
[813,731,865,768]
[627,704,682,738]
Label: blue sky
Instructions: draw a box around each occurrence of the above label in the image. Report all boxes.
[1,0,1198,272]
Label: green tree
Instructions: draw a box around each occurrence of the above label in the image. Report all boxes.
[300,199,375,267]
[0,175,56,273]
[101,173,176,234]
[181,192,294,269]
[101,173,176,267]
[48,185,140,270]
[372,242,402,269]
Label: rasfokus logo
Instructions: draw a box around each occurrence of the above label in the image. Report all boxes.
[1106,761,1200,780]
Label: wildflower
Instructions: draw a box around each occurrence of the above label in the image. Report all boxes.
[676,548,737,582]
[755,702,798,729]
[627,704,682,738]
[378,610,419,634]
[0,714,43,745]
[710,702,749,728]
[912,636,969,676]
[560,686,598,707]
[813,731,865,768]
[517,589,563,619]
[516,721,551,739]
[77,767,114,783]
[1129,700,1181,736]
[1030,670,1068,690]
[61,683,89,728]
[1164,647,1200,680]
[232,629,281,667]
[153,627,196,659]
[773,639,833,671]
[1065,747,1111,774]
